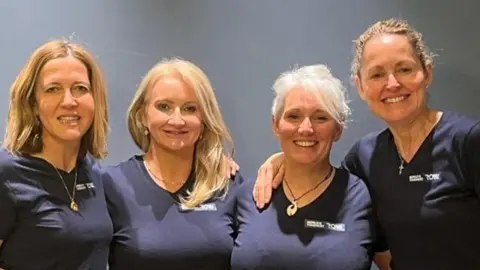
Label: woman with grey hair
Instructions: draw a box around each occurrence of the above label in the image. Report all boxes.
[230,64,374,269]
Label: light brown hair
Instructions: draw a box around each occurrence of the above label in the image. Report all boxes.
[3,39,109,159]
[351,18,435,79]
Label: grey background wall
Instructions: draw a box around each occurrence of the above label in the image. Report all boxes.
[0,1,478,267]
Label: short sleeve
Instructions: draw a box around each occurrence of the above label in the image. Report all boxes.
[341,140,368,181]
[373,219,388,252]
[342,141,388,252]
[465,121,480,197]
[0,180,16,239]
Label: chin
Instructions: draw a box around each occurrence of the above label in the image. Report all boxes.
[289,154,320,166]
[375,107,417,124]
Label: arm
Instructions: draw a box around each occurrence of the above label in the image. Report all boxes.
[343,141,392,269]
[465,122,480,197]
[0,180,16,270]
[253,152,285,208]
[224,155,240,178]
[374,251,392,270]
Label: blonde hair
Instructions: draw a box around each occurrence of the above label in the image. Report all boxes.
[272,64,351,127]
[3,39,109,159]
[351,18,435,79]
[127,58,234,208]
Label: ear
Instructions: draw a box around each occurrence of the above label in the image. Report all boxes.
[424,64,433,88]
[272,115,280,138]
[333,125,343,142]
[354,75,367,101]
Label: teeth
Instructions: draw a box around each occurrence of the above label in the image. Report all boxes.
[384,96,407,104]
[58,116,80,120]
[294,141,316,147]
[58,116,80,126]
[166,131,186,134]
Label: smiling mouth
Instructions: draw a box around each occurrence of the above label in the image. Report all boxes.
[164,130,188,135]
[382,95,410,104]
[293,140,318,147]
[57,116,80,126]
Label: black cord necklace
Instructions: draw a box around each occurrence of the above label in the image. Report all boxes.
[284,167,334,217]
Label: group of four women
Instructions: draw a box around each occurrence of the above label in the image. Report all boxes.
[0,17,478,270]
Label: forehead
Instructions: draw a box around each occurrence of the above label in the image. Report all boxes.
[38,56,89,83]
[362,34,418,65]
[148,75,197,102]
[284,87,324,110]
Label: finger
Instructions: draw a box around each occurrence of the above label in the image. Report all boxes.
[272,163,285,189]
[263,164,273,204]
[254,166,267,208]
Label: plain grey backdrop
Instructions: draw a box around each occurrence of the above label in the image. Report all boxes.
[0,1,478,268]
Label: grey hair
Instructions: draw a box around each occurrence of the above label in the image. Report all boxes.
[271,64,351,127]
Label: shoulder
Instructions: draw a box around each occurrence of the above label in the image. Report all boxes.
[336,168,371,198]
[440,111,479,140]
[101,155,143,192]
[333,168,373,217]
[0,148,33,181]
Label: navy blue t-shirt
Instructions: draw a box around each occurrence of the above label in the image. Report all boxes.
[343,111,480,270]
[231,168,373,270]
[104,155,244,270]
[0,149,113,270]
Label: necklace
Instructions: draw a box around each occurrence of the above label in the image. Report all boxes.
[284,167,335,217]
[397,150,406,175]
[53,167,79,212]
[143,160,186,186]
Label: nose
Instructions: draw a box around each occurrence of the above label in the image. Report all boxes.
[386,74,400,89]
[61,90,78,108]
[168,108,185,126]
[298,117,314,135]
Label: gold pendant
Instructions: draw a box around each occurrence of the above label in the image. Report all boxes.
[70,201,79,212]
[286,200,298,216]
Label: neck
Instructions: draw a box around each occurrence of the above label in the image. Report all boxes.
[35,136,81,172]
[387,108,442,158]
[144,144,194,184]
[283,157,332,193]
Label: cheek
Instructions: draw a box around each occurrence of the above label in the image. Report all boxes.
[362,83,383,100]
[146,110,170,128]
[81,95,96,116]
[185,115,203,133]
[277,121,297,138]
[315,124,339,141]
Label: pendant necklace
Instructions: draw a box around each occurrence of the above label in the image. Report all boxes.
[53,167,79,212]
[284,167,334,217]
[397,150,406,175]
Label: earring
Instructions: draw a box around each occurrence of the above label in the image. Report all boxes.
[32,133,40,146]
[144,128,149,135]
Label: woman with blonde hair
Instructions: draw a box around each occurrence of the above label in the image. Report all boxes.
[104,58,242,270]
[0,40,112,269]
[254,18,480,270]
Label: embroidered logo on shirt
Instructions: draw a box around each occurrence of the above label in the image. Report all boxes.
[178,203,217,212]
[304,219,346,232]
[409,173,440,182]
[75,183,95,191]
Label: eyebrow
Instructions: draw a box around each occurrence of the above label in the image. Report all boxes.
[153,99,198,104]
[284,107,327,113]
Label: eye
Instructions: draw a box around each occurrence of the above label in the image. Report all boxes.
[73,85,90,92]
[45,86,60,93]
[155,103,171,111]
[369,73,384,79]
[314,116,328,121]
[398,67,412,74]
[286,113,299,120]
[183,105,197,113]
